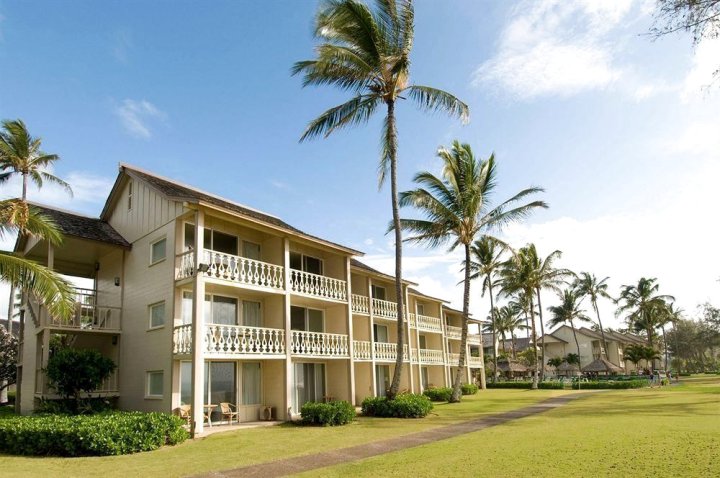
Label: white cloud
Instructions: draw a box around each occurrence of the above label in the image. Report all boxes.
[114,99,166,139]
[473,0,641,100]
[680,37,720,102]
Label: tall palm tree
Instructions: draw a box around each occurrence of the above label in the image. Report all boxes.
[657,301,682,370]
[0,119,72,201]
[397,141,545,401]
[616,277,674,347]
[573,272,612,360]
[493,303,527,359]
[468,236,508,383]
[546,289,592,370]
[293,0,468,399]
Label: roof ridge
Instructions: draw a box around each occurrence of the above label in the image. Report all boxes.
[27,201,97,219]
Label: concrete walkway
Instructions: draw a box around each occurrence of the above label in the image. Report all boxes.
[199,392,594,478]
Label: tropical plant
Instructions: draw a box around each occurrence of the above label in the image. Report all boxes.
[616,278,674,348]
[491,303,527,358]
[397,141,545,401]
[623,344,660,371]
[293,0,469,399]
[0,325,18,397]
[658,302,684,370]
[469,236,508,382]
[0,119,72,200]
[547,356,563,370]
[564,353,580,367]
[573,272,612,359]
[547,289,592,370]
[45,348,116,413]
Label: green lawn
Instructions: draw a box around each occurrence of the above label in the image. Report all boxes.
[300,375,720,478]
[0,389,576,478]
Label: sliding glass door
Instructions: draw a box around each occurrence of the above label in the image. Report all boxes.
[293,362,325,410]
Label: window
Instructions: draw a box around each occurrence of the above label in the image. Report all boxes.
[421,367,429,389]
[419,335,427,349]
[371,285,386,301]
[375,365,390,397]
[127,181,133,210]
[291,306,323,332]
[146,371,164,398]
[243,241,261,260]
[205,295,238,325]
[242,362,262,405]
[290,252,323,275]
[183,224,238,255]
[150,238,167,264]
[182,291,193,325]
[149,302,165,329]
[417,304,425,316]
[242,301,262,327]
[373,324,388,343]
[293,363,325,410]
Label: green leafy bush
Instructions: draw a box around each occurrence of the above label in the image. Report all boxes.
[45,348,116,414]
[0,411,188,456]
[571,380,648,390]
[423,387,452,402]
[486,381,564,389]
[461,383,479,395]
[36,397,115,415]
[300,400,355,426]
[361,393,433,418]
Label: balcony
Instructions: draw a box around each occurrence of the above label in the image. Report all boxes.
[32,288,121,332]
[409,313,443,333]
[468,356,483,367]
[351,294,369,315]
[175,250,285,292]
[418,349,445,365]
[290,270,347,302]
[290,330,349,357]
[353,340,372,360]
[446,325,462,340]
[446,353,482,367]
[468,334,481,345]
[374,342,409,362]
[173,324,286,357]
[372,298,400,320]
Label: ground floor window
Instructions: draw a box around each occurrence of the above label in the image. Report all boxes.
[293,362,325,410]
[180,361,262,416]
[421,366,429,390]
[375,365,390,397]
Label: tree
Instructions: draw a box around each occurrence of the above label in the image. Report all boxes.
[398,141,545,401]
[574,272,613,360]
[0,325,18,399]
[45,348,116,413]
[491,303,527,359]
[624,344,660,372]
[616,278,674,348]
[293,0,468,399]
[0,119,72,201]
[469,236,508,383]
[547,289,592,371]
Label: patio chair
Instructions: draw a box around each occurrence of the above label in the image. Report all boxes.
[178,405,191,426]
[219,402,239,425]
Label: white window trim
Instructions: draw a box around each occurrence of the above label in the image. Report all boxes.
[127,180,133,211]
[149,236,167,266]
[148,301,166,330]
[290,252,324,275]
[145,370,164,399]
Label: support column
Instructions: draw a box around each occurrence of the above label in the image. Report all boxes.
[440,308,450,387]
[345,257,355,404]
[466,342,472,384]
[190,209,205,436]
[413,299,423,393]
[283,238,293,419]
[368,278,376,397]
[404,286,414,393]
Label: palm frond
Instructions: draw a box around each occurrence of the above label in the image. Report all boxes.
[300,94,381,141]
[404,85,469,124]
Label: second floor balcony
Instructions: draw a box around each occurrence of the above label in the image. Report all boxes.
[176,250,285,292]
[30,288,122,333]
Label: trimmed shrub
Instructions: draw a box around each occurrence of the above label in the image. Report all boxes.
[0,411,188,456]
[361,393,433,418]
[300,400,355,426]
[423,387,452,402]
[571,380,648,390]
[486,381,564,389]
[461,383,479,395]
[36,397,115,415]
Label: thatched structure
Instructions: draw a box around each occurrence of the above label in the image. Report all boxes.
[581,357,624,374]
[556,362,580,376]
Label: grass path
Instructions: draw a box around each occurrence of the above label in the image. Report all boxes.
[299,376,720,477]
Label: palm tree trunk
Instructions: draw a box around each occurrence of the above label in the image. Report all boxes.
[511,334,516,359]
[536,287,545,381]
[488,279,497,384]
[22,173,28,201]
[528,293,539,389]
[662,325,668,370]
[386,100,404,400]
[570,320,582,368]
[451,242,472,402]
[593,301,609,360]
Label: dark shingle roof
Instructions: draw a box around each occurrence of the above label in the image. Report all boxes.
[32,204,130,248]
[121,166,360,255]
[350,259,416,285]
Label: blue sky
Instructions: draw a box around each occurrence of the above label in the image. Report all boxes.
[1,0,718,328]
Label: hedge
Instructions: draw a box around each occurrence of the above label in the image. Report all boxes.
[461,383,479,395]
[423,387,452,402]
[300,400,355,426]
[0,412,188,456]
[361,393,433,418]
[572,380,648,390]
[486,381,564,389]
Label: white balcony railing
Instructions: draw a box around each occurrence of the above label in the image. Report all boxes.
[351,294,370,315]
[410,313,443,333]
[468,356,483,367]
[353,340,372,360]
[447,352,460,364]
[290,270,347,301]
[204,250,284,290]
[36,288,121,332]
[373,298,399,320]
[419,349,445,364]
[173,324,285,356]
[176,251,195,280]
[374,342,409,362]
[290,331,349,357]
[468,334,482,345]
[446,353,483,368]
[446,325,462,340]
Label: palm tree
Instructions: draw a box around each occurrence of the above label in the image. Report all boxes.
[657,301,683,370]
[0,119,72,201]
[468,236,508,383]
[574,272,612,360]
[547,356,563,374]
[546,289,592,371]
[397,141,545,401]
[616,278,674,347]
[293,0,468,399]
[491,303,527,359]
[624,344,660,372]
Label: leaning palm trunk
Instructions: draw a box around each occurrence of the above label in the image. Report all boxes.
[528,294,539,389]
[661,325,668,371]
[536,287,545,381]
[451,243,472,402]
[488,280,497,384]
[387,101,405,400]
[570,319,582,371]
[593,302,609,359]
